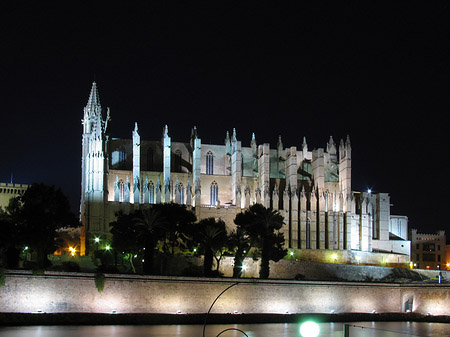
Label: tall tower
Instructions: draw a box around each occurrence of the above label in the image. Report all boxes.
[80,82,110,255]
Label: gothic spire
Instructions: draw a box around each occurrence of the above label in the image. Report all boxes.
[87,82,101,110]
[277,135,283,151]
[251,132,256,149]
[225,131,230,145]
[232,128,237,143]
[302,137,308,152]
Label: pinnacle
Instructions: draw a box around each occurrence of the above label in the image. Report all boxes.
[87,82,101,108]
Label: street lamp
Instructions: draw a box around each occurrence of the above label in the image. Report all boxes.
[299,321,320,337]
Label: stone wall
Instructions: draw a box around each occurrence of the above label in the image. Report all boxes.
[1,271,449,316]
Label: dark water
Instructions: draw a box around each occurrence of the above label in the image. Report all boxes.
[0,322,449,337]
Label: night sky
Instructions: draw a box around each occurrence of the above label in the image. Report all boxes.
[1,2,449,237]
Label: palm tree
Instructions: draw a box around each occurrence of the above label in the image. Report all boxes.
[133,207,168,274]
[228,224,251,278]
[194,217,228,277]
[235,204,287,279]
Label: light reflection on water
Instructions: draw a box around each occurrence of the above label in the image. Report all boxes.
[0,322,449,337]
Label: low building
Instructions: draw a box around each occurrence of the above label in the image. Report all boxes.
[410,229,446,270]
[0,182,28,210]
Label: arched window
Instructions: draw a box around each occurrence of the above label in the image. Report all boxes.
[174,149,182,172]
[210,181,218,206]
[206,151,214,175]
[147,148,154,171]
[118,179,125,202]
[149,181,154,204]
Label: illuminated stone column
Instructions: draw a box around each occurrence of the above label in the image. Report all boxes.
[377,193,391,241]
[143,176,149,203]
[286,147,298,192]
[231,137,242,207]
[186,178,192,206]
[317,189,326,249]
[114,175,119,201]
[124,176,130,203]
[162,125,171,202]
[244,185,250,209]
[312,148,325,249]
[174,177,181,204]
[272,183,279,210]
[194,178,201,208]
[282,186,290,247]
[193,137,201,191]
[132,122,140,204]
[367,201,373,252]
[155,177,161,204]
[339,136,352,212]
[258,143,270,208]
[255,187,261,204]
[310,187,317,249]
[338,211,345,249]
[330,211,337,250]
[300,187,307,249]
[291,188,299,248]
[359,193,372,252]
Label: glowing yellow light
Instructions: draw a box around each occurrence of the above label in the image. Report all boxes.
[409,261,414,269]
[68,246,76,256]
[300,321,320,337]
[331,253,338,261]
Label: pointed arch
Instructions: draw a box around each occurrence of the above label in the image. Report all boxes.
[210,181,218,206]
[206,151,214,175]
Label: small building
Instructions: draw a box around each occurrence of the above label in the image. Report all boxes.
[410,229,446,270]
[0,182,28,210]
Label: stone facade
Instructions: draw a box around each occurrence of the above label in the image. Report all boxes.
[0,182,28,210]
[410,229,447,270]
[80,82,410,263]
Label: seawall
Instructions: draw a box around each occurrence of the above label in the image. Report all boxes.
[1,270,449,317]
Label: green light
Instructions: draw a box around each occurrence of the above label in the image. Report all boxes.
[24,246,29,251]
[299,321,320,337]
[94,237,100,243]
[105,244,111,251]
[290,251,294,256]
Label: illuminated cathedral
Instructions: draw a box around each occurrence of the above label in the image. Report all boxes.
[80,82,410,264]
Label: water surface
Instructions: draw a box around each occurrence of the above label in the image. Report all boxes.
[1,322,449,337]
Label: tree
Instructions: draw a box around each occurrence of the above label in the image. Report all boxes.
[133,207,168,274]
[110,211,142,273]
[0,205,20,268]
[110,203,196,275]
[7,183,79,269]
[234,204,287,279]
[228,225,252,278]
[193,217,228,277]
[154,203,197,256]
